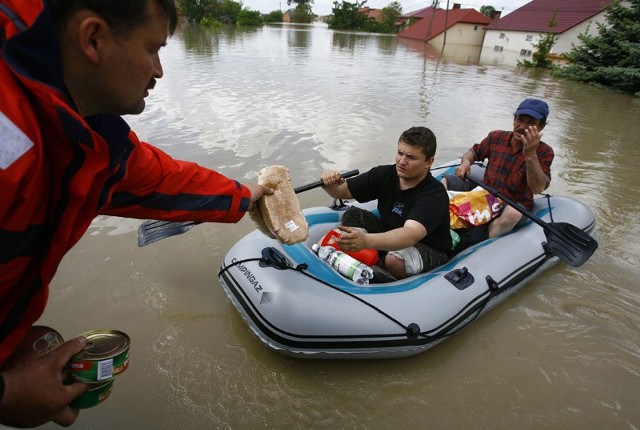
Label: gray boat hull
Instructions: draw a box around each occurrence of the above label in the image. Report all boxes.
[218,164,596,359]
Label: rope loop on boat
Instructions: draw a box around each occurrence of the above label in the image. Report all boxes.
[218,250,503,342]
[218,250,420,338]
[218,238,512,344]
[297,269,420,337]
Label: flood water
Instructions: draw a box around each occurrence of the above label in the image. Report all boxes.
[35,23,640,429]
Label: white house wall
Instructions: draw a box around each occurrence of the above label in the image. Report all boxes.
[482,11,608,55]
[431,23,487,47]
[553,12,608,53]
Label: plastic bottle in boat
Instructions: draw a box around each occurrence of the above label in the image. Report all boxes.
[320,229,378,266]
[312,244,374,284]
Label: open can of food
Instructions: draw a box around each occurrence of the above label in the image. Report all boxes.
[67,330,130,383]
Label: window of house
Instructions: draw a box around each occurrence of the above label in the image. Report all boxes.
[520,49,532,56]
[494,45,504,52]
[526,35,533,41]
[474,25,479,31]
[499,33,505,39]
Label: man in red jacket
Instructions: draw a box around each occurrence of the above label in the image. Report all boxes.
[0,0,271,426]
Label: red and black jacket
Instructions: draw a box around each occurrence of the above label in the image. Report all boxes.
[0,0,251,363]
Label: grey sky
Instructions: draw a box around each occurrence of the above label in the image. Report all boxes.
[241,0,531,17]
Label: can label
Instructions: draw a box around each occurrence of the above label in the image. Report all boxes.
[68,330,130,383]
[70,380,114,409]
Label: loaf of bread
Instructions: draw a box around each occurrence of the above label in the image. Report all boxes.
[254,165,308,244]
[248,204,276,239]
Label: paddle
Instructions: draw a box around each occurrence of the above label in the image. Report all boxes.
[137,170,360,247]
[464,175,597,267]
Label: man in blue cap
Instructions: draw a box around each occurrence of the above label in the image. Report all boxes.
[443,98,554,245]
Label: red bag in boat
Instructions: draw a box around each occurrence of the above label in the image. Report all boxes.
[320,229,378,266]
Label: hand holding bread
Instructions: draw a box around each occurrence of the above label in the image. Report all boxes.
[250,165,309,244]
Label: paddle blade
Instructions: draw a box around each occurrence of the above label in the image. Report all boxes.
[544,222,598,267]
[137,220,197,247]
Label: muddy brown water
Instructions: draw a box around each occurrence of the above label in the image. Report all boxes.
[31,23,640,429]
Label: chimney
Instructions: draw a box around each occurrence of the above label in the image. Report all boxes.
[491,10,502,20]
[453,3,461,9]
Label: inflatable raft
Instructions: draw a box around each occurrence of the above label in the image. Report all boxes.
[217,163,597,359]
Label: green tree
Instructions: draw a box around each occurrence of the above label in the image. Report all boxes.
[327,0,368,30]
[179,0,215,23]
[237,9,263,26]
[291,7,314,23]
[480,5,496,18]
[220,0,242,24]
[554,0,640,94]
[287,0,314,6]
[178,0,258,25]
[328,1,400,33]
[519,15,557,69]
[379,1,402,32]
[264,10,285,23]
[288,0,315,23]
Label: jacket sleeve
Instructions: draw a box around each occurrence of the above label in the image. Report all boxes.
[100,131,252,224]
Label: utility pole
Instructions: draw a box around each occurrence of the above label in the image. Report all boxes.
[424,0,438,44]
[442,0,450,47]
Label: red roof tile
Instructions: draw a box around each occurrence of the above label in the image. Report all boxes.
[486,0,611,33]
[400,6,433,18]
[398,8,491,41]
[359,7,383,21]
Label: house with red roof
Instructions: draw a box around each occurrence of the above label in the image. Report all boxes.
[398,4,492,47]
[359,7,383,23]
[483,0,611,57]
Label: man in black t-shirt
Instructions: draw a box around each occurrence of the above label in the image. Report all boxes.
[321,127,451,280]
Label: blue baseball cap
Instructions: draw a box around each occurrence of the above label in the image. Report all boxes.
[514,99,549,120]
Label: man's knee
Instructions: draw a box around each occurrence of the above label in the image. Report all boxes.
[384,254,407,279]
[488,207,522,237]
[385,247,424,278]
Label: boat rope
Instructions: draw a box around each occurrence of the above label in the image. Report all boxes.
[218,252,506,342]
[290,267,421,338]
[431,290,494,339]
[218,255,422,338]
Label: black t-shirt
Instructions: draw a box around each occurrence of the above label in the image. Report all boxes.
[346,165,451,252]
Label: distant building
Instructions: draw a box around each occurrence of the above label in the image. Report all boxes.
[398,4,492,47]
[483,0,611,57]
[359,7,383,23]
